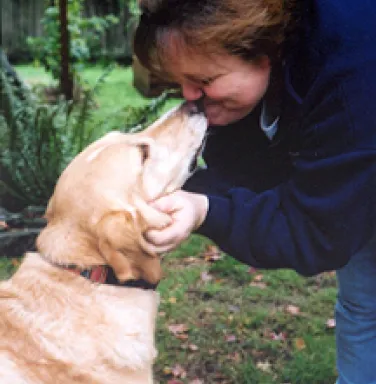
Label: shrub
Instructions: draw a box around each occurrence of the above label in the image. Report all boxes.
[27,0,118,84]
[0,65,176,209]
[0,68,98,207]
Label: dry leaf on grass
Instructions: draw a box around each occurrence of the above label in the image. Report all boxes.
[326,318,336,328]
[225,334,237,343]
[256,360,272,372]
[168,323,190,340]
[202,244,222,262]
[295,337,306,350]
[254,274,264,282]
[285,305,301,316]
[269,331,287,341]
[200,271,213,282]
[249,281,267,289]
[188,343,199,351]
[11,258,21,267]
[171,364,187,378]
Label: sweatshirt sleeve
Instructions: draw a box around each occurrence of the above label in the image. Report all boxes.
[197,150,376,276]
[196,65,376,276]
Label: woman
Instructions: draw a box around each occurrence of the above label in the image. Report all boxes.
[134,1,376,382]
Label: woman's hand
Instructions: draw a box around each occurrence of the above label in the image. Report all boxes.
[144,190,209,253]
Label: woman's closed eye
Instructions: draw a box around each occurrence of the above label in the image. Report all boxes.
[201,77,215,86]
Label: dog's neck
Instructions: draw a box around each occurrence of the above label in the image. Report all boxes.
[40,256,158,290]
[36,195,165,286]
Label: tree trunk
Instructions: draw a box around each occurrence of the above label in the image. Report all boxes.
[59,0,73,100]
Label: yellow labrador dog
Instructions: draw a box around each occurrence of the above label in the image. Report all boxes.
[0,102,207,384]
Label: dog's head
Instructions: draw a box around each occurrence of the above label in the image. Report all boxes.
[37,101,207,283]
[136,101,207,201]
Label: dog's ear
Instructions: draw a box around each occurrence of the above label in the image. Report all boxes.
[129,136,170,200]
[128,136,154,163]
[96,210,162,283]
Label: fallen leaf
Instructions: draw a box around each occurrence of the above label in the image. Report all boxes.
[188,344,199,351]
[200,271,213,282]
[295,337,306,350]
[326,318,336,328]
[256,360,271,372]
[285,305,300,316]
[168,297,177,304]
[269,331,287,341]
[254,274,264,282]
[11,258,20,267]
[163,366,172,375]
[228,351,241,362]
[225,334,237,343]
[228,305,240,313]
[202,244,222,262]
[213,372,227,380]
[183,256,201,265]
[250,281,267,289]
[168,323,189,337]
[172,364,187,378]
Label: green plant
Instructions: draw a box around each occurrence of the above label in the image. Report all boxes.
[27,0,118,84]
[122,89,178,132]
[0,63,177,208]
[0,69,100,206]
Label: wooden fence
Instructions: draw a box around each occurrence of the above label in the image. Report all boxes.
[1,0,134,61]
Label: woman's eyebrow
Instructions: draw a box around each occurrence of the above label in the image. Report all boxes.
[183,73,205,82]
[183,73,220,83]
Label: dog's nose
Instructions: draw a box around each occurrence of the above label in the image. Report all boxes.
[194,97,205,114]
[182,100,205,116]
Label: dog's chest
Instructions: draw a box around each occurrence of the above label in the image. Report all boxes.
[1,272,159,383]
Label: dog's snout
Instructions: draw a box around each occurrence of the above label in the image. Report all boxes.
[182,100,205,116]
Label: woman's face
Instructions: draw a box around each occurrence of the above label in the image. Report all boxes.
[166,50,271,126]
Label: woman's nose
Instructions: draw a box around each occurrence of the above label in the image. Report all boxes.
[181,83,203,101]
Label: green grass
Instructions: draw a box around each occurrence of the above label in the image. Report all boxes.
[16,63,150,108]
[154,239,337,383]
[3,64,338,383]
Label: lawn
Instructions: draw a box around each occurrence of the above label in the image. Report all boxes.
[2,64,338,383]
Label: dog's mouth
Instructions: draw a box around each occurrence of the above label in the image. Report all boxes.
[189,137,207,174]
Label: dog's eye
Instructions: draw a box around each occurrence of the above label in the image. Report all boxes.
[139,144,149,163]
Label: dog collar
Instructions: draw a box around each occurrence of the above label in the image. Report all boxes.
[63,264,158,290]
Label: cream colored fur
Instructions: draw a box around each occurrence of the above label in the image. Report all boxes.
[0,102,207,383]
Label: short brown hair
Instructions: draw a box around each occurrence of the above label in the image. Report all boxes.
[134,0,298,78]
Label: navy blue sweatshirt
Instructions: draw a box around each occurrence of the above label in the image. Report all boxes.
[184,0,376,276]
